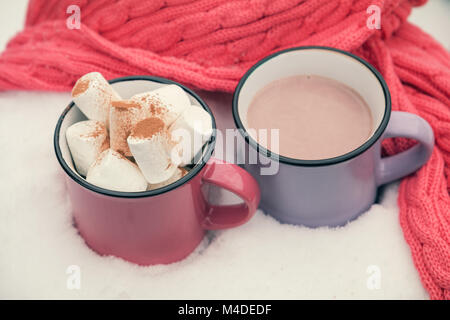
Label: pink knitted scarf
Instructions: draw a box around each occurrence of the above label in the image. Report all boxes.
[1,0,448,299]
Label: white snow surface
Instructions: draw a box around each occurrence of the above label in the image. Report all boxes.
[0,91,428,299]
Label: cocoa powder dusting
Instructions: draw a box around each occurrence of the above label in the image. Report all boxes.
[72,79,90,97]
[180,168,188,177]
[131,117,165,139]
[110,100,143,156]
[111,100,141,111]
[149,98,165,116]
[100,136,110,152]
[94,149,109,164]
[88,122,107,138]
[137,95,166,116]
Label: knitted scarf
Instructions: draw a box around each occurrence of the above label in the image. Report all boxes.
[0,0,448,299]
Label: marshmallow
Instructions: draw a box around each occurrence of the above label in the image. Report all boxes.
[66,120,109,176]
[86,149,147,192]
[72,72,121,126]
[148,168,188,190]
[127,117,177,184]
[169,105,213,166]
[131,84,190,126]
[109,100,149,157]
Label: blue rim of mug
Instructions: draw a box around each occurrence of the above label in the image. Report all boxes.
[232,46,392,167]
[54,75,217,198]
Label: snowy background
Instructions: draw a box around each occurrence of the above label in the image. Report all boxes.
[1,0,449,299]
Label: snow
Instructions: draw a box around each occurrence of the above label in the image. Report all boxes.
[0,91,428,299]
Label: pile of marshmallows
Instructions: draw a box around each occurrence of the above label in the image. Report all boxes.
[66,72,213,192]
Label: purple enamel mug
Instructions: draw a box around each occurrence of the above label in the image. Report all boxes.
[232,46,434,227]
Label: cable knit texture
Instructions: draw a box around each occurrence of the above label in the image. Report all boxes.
[0,0,448,299]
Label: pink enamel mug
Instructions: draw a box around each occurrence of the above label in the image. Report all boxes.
[54,76,260,265]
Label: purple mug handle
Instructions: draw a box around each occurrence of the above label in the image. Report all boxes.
[376,111,434,186]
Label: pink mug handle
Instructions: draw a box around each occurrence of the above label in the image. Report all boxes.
[201,157,260,230]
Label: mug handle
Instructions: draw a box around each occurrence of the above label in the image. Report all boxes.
[376,111,434,186]
[201,157,260,230]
